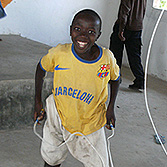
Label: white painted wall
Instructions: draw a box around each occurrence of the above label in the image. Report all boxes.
[0,0,167,81]
[0,0,119,46]
[142,0,167,81]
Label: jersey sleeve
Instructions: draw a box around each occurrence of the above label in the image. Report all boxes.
[109,50,120,81]
[40,47,57,72]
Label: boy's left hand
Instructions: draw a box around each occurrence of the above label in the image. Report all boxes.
[106,104,116,130]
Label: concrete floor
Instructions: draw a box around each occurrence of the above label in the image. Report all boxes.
[0,35,167,167]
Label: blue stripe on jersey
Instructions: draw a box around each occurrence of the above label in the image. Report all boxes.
[111,70,121,81]
[71,44,102,64]
[39,58,47,72]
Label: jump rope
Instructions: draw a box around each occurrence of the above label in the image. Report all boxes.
[34,115,115,167]
[33,73,115,166]
[34,7,167,167]
[144,9,167,156]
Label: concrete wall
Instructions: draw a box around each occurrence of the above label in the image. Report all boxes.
[0,0,167,81]
[0,78,52,129]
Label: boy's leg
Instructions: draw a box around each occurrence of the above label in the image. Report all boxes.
[44,161,61,167]
[41,94,68,166]
[63,127,109,167]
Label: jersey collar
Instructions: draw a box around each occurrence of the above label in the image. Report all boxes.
[71,44,102,64]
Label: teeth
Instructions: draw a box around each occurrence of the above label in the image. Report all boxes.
[77,41,87,48]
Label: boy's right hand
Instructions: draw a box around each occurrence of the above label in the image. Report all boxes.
[34,102,45,122]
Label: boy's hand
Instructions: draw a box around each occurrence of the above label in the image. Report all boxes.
[34,102,45,123]
[106,104,116,130]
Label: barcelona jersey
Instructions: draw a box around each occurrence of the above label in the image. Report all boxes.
[40,43,120,135]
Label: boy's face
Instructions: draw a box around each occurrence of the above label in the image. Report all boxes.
[70,13,101,56]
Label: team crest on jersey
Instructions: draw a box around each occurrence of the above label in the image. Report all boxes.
[97,64,110,79]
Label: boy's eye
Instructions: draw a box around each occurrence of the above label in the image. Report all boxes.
[74,27,81,32]
[88,30,96,35]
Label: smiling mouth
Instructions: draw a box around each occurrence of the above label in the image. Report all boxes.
[77,41,88,48]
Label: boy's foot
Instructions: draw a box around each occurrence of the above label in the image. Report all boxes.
[44,162,61,167]
[0,39,2,41]
[129,83,144,92]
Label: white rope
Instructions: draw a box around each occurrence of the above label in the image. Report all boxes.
[33,120,115,167]
[144,9,167,156]
[107,127,115,167]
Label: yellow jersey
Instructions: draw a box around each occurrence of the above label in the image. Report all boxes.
[40,43,120,135]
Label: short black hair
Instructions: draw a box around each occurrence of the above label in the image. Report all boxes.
[71,9,102,31]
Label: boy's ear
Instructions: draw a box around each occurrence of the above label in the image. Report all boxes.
[70,25,72,36]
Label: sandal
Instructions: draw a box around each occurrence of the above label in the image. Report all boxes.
[154,134,166,144]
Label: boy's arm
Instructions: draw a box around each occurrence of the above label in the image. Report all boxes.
[34,62,46,122]
[106,79,120,128]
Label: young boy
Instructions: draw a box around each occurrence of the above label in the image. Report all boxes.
[34,9,120,167]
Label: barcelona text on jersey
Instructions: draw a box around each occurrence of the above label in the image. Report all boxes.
[55,86,94,105]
